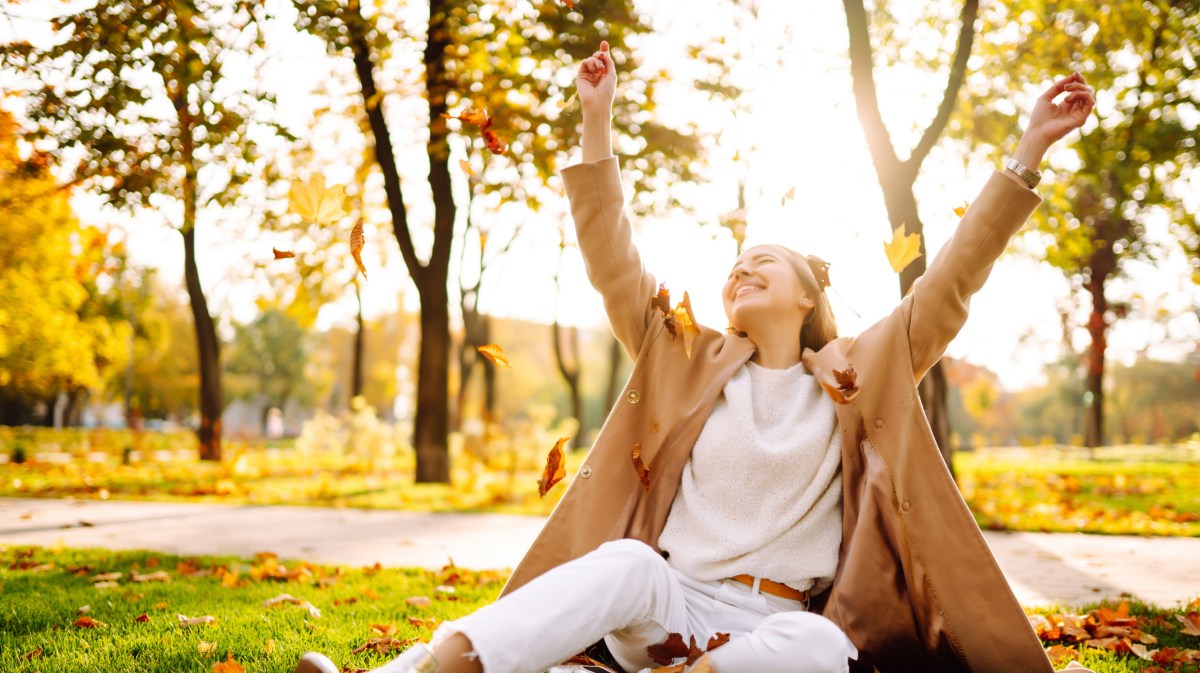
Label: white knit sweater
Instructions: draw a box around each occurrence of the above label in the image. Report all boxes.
[657,359,843,594]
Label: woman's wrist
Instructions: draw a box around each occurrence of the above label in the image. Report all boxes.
[581,110,614,163]
[1012,135,1049,171]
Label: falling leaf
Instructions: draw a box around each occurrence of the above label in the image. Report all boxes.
[134,613,150,623]
[557,91,578,110]
[272,248,295,260]
[441,106,490,127]
[651,284,675,337]
[289,174,348,226]
[672,292,701,359]
[73,615,107,628]
[198,641,218,655]
[405,595,431,607]
[459,159,475,178]
[820,365,860,405]
[476,344,511,368]
[178,614,217,627]
[482,125,507,155]
[781,186,795,205]
[883,223,922,274]
[560,0,576,8]
[538,437,569,498]
[631,442,651,492]
[213,652,246,673]
[953,201,971,218]
[350,219,367,278]
[132,570,171,583]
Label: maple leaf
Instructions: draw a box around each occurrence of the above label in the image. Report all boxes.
[476,343,511,368]
[673,292,701,359]
[350,218,367,278]
[650,284,677,338]
[73,615,107,628]
[953,201,971,218]
[272,248,295,260]
[631,442,651,492]
[538,437,569,498]
[289,174,348,226]
[212,652,246,673]
[647,632,690,665]
[883,224,922,274]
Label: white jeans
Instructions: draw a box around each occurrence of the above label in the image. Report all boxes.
[429,539,859,673]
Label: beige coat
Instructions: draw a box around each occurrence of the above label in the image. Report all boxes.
[501,157,1053,673]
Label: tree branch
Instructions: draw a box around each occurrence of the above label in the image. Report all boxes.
[906,0,978,172]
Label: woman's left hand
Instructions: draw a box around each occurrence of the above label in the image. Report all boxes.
[1022,72,1096,153]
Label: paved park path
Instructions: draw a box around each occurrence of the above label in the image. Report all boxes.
[2,497,1197,609]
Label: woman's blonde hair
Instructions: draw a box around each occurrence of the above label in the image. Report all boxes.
[729,244,839,352]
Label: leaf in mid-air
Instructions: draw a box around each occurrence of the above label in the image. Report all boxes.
[538,437,570,497]
[883,224,922,274]
[288,174,347,226]
[476,343,511,368]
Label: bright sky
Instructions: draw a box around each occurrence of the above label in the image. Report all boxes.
[3,0,1197,391]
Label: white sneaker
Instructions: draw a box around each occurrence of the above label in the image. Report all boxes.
[293,645,438,673]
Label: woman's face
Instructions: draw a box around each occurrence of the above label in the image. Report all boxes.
[722,245,814,334]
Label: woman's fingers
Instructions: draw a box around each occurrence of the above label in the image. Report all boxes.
[1041,72,1087,101]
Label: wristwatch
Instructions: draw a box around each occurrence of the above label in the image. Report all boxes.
[1005,157,1041,189]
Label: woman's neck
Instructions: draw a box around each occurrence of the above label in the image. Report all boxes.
[746,330,802,370]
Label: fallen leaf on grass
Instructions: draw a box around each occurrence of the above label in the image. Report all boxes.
[265,638,277,657]
[134,613,149,623]
[132,570,171,583]
[1176,613,1200,636]
[352,637,416,655]
[213,652,246,673]
[363,587,382,601]
[178,614,217,627]
[538,437,569,497]
[272,248,295,260]
[90,572,122,582]
[198,641,218,655]
[408,617,440,630]
[22,645,42,660]
[93,581,119,589]
[1044,644,1076,665]
[405,595,431,607]
[631,442,651,493]
[476,343,511,368]
[370,623,397,637]
[77,605,90,614]
[263,593,322,618]
[73,615,107,628]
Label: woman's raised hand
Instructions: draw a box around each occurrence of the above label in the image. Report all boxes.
[1022,72,1096,154]
[577,41,616,115]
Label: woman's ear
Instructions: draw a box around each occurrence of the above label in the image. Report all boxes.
[799,294,816,309]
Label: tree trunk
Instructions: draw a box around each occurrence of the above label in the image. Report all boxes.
[414,291,451,483]
[352,279,365,402]
[553,322,586,443]
[1083,247,1113,450]
[606,335,623,408]
[182,224,223,461]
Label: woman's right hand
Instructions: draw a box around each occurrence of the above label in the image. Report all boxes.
[577,41,616,115]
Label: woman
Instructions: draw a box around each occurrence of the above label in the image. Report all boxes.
[297,42,1095,673]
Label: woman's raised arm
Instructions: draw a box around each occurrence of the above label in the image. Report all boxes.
[561,42,660,358]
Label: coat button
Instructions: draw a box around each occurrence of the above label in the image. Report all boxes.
[580,464,593,479]
[900,499,911,512]
[626,389,641,404]
[874,418,884,429]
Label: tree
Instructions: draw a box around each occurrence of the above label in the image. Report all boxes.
[294,0,702,482]
[1,0,281,459]
[842,0,979,475]
[0,111,131,425]
[225,306,311,432]
[949,0,1200,448]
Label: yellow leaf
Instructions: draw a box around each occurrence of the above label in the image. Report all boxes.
[476,343,511,368]
[350,219,367,279]
[197,641,217,655]
[458,159,475,178]
[953,201,971,218]
[883,224,922,274]
[265,639,276,657]
[288,174,348,226]
[556,91,578,110]
[672,292,701,359]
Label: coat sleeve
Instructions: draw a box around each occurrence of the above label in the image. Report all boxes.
[561,156,660,359]
[896,169,1042,382]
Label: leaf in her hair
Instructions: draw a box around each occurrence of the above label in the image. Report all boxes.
[538,437,569,498]
[631,442,651,493]
[672,292,701,359]
[883,223,922,274]
[476,344,511,368]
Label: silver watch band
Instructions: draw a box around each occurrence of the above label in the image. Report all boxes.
[1005,157,1041,189]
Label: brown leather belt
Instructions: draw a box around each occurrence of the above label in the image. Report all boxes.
[729,574,809,603]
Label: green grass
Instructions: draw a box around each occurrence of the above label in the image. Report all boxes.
[2,546,1197,673]
[955,446,1200,537]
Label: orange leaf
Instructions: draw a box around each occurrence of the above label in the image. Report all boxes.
[370,623,397,637]
[649,666,685,673]
[631,442,651,492]
[272,248,295,260]
[561,0,576,8]
[134,613,150,623]
[953,201,970,218]
[476,343,511,368]
[689,655,714,673]
[883,223,922,274]
[212,652,246,673]
[482,127,507,155]
[442,106,490,127]
[706,633,730,651]
[352,637,416,655]
[73,615,107,628]
[651,284,677,338]
[781,186,795,205]
[672,292,701,359]
[22,645,42,660]
[538,437,569,498]
[459,159,475,177]
[1175,613,1200,636]
[350,219,367,279]
[289,174,347,225]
